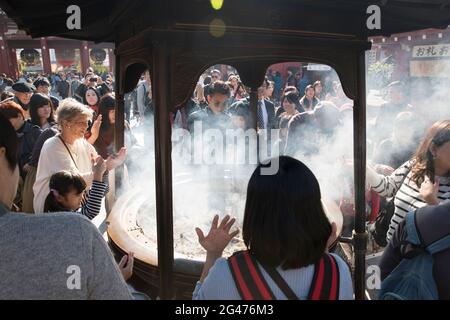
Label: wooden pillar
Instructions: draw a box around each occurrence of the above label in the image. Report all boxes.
[10,48,19,79]
[353,50,368,300]
[114,54,125,198]
[0,45,7,75]
[153,42,174,299]
[80,41,90,74]
[108,48,115,74]
[0,23,11,75]
[40,38,51,74]
[0,18,18,78]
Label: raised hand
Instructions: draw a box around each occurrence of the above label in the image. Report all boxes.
[105,147,127,171]
[195,215,239,257]
[374,164,395,176]
[91,115,102,136]
[420,176,440,205]
[118,252,134,281]
[87,115,102,145]
[92,155,106,181]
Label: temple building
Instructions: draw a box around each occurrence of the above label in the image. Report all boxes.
[0,9,114,77]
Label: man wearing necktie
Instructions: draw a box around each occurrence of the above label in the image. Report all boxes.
[257,84,276,131]
[257,83,276,157]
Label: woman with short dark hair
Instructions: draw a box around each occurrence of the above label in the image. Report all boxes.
[313,80,324,100]
[83,87,101,116]
[193,156,353,300]
[94,94,136,159]
[300,85,320,111]
[279,91,303,118]
[22,93,56,213]
[29,93,55,130]
[0,100,42,180]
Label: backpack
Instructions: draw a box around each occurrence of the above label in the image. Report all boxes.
[379,211,450,300]
[371,197,395,247]
[228,250,340,300]
[372,169,410,247]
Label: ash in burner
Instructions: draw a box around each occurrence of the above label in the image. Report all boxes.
[136,173,249,260]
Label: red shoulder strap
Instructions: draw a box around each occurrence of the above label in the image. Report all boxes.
[228,250,276,300]
[307,254,340,300]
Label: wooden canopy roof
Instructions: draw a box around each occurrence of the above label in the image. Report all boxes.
[2,0,449,107]
[2,0,450,42]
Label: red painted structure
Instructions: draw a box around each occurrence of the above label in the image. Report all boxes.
[369,26,450,81]
[0,11,114,77]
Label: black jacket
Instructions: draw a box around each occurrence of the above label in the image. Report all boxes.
[56,80,70,99]
[261,99,277,130]
[50,95,60,109]
[228,98,278,130]
[187,107,231,133]
[17,120,42,178]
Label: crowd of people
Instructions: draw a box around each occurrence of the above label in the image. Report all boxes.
[180,67,352,139]
[0,68,150,299]
[175,67,449,300]
[0,63,449,300]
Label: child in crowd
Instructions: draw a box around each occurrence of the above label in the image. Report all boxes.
[43,156,107,220]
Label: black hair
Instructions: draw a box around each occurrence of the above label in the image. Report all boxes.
[282,85,299,96]
[44,171,87,212]
[33,77,51,88]
[203,76,212,86]
[210,69,221,76]
[313,80,322,89]
[243,156,331,269]
[0,113,18,171]
[304,84,314,95]
[262,77,274,89]
[229,103,251,130]
[0,91,14,101]
[208,80,231,98]
[282,91,300,106]
[5,78,14,86]
[28,93,55,127]
[314,101,341,133]
[98,94,116,132]
[83,87,101,107]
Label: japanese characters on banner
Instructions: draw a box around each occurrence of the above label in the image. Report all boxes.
[412,44,449,58]
[306,64,332,71]
[410,44,450,77]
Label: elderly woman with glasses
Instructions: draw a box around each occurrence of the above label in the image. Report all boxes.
[33,98,127,213]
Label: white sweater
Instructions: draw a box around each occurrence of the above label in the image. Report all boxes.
[33,136,97,213]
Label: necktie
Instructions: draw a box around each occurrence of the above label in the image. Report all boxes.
[257,100,265,129]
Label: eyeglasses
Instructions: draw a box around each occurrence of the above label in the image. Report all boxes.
[212,100,228,108]
[71,120,90,127]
